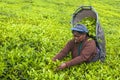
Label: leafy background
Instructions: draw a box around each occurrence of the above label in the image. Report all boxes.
[0,0,120,80]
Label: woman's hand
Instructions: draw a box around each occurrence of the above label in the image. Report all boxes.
[58,63,67,70]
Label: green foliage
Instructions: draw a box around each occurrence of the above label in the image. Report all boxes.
[0,0,120,80]
[78,17,96,36]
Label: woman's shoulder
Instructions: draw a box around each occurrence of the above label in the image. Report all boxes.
[86,37,96,44]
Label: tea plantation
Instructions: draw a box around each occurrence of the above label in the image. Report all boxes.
[0,0,120,80]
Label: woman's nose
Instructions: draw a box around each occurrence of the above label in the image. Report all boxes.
[75,37,78,40]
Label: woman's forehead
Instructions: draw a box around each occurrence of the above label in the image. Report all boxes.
[72,31,83,35]
[73,31,80,35]
[72,31,86,36]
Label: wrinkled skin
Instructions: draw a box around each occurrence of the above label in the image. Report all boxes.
[73,31,86,43]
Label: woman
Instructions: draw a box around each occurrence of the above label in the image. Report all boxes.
[52,24,99,70]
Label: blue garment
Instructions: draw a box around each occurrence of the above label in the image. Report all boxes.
[71,24,88,33]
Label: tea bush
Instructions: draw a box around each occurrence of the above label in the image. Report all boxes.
[78,17,96,36]
[0,0,120,80]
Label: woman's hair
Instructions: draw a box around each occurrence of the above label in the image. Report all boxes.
[72,30,86,34]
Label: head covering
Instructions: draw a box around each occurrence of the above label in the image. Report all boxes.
[71,24,88,33]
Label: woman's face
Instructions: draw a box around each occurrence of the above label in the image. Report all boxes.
[73,31,86,43]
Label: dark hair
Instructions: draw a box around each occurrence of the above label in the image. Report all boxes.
[72,30,86,34]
